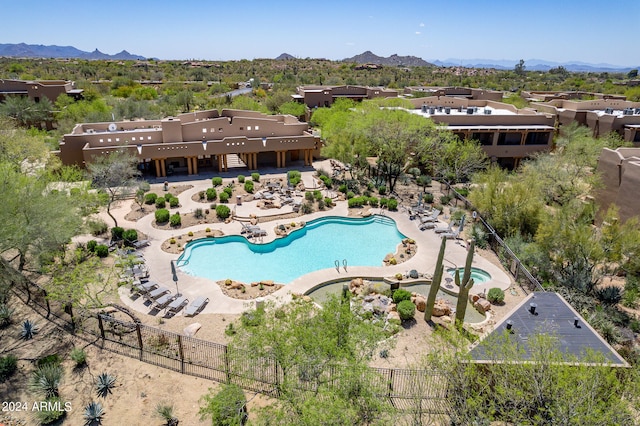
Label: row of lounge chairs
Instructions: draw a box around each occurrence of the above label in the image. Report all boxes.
[411,207,466,240]
[134,280,209,316]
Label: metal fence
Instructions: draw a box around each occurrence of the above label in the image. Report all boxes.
[443,183,545,294]
[11,280,450,418]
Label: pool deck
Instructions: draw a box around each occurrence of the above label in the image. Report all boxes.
[101,160,513,316]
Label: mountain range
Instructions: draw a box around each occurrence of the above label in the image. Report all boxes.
[0,43,146,60]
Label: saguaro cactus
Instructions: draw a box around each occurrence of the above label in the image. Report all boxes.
[455,239,476,329]
[425,237,447,322]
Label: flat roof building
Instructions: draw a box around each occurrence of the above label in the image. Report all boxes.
[59,109,320,178]
[405,96,555,169]
[596,147,640,222]
[292,85,398,108]
[0,79,83,103]
[404,86,503,102]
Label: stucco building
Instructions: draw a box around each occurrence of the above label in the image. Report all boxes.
[292,85,398,108]
[405,97,555,169]
[404,86,503,102]
[596,147,640,222]
[59,109,320,177]
[0,79,83,103]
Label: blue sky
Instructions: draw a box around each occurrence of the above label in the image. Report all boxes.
[3,0,639,66]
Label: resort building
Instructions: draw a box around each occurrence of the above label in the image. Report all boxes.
[531,98,640,144]
[404,86,503,102]
[521,90,627,103]
[58,109,320,177]
[405,97,555,169]
[0,78,83,103]
[292,85,398,108]
[596,147,640,223]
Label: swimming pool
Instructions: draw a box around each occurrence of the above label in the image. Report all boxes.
[178,215,406,284]
[446,267,492,285]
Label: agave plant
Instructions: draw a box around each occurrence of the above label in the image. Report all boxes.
[95,372,116,398]
[20,319,38,340]
[29,363,63,398]
[84,401,105,426]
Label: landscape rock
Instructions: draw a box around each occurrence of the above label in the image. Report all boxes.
[432,299,452,317]
[413,295,427,312]
[474,299,492,314]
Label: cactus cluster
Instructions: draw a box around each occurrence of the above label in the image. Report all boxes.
[425,237,447,322]
[455,240,476,328]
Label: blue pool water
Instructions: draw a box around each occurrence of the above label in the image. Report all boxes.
[178,215,406,284]
[446,267,492,285]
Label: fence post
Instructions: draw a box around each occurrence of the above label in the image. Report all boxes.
[136,324,143,361]
[224,345,232,384]
[388,368,394,399]
[177,335,185,374]
[97,315,105,340]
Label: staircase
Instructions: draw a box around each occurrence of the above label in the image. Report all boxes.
[225,154,247,170]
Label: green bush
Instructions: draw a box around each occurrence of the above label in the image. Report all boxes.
[206,187,217,201]
[324,197,333,206]
[378,185,387,195]
[417,175,432,188]
[155,208,170,223]
[387,198,399,211]
[216,204,231,219]
[251,172,260,182]
[317,199,325,210]
[300,202,314,214]
[212,177,223,186]
[34,396,67,424]
[288,170,301,179]
[155,196,166,208]
[122,229,138,245]
[487,288,505,304]
[223,187,233,196]
[319,175,333,188]
[457,187,470,197]
[471,224,488,249]
[95,244,109,258]
[244,181,254,193]
[170,213,181,227]
[397,300,416,321]
[313,190,322,201]
[596,286,622,304]
[289,176,301,186]
[0,355,18,382]
[346,191,355,199]
[380,197,388,207]
[237,174,245,183]
[198,384,248,426]
[305,191,314,201]
[144,192,158,204]
[169,196,179,208]
[110,226,124,240]
[29,363,63,398]
[219,191,230,203]
[348,196,366,208]
[368,197,379,207]
[392,288,412,304]
[87,218,108,236]
[0,304,14,328]
[87,240,98,252]
[70,347,87,366]
[198,190,205,200]
[439,195,452,205]
[194,208,204,219]
[423,192,434,203]
[338,184,348,193]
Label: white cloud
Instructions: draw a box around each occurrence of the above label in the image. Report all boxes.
[419,22,425,27]
[415,31,421,35]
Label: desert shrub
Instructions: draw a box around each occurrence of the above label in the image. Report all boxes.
[216,204,231,219]
[37,354,61,368]
[205,227,211,233]
[237,174,245,183]
[288,170,301,179]
[397,300,416,321]
[169,196,179,208]
[305,191,314,201]
[198,190,205,200]
[70,347,87,366]
[194,208,204,218]
[487,288,505,304]
[338,184,347,193]
[346,191,355,199]
[300,202,314,214]
[155,208,170,223]
[188,231,194,237]
[378,185,387,195]
[169,213,181,227]
[87,240,98,252]
[324,197,333,206]
[289,176,301,186]
[0,355,18,382]
[380,197,388,207]
[392,289,412,304]
[95,244,109,258]
[317,199,325,210]
[423,192,434,203]
[110,226,124,241]
[87,218,108,236]
[439,195,452,205]
[212,177,223,186]
[34,396,67,424]
[244,180,254,193]
[596,286,622,305]
[96,372,116,398]
[155,196,166,208]
[348,196,365,208]
[155,403,178,426]
[219,191,229,203]
[144,192,158,204]
[0,304,14,328]
[368,197,379,207]
[471,224,488,249]
[223,187,233,196]
[387,198,398,211]
[457,187,470,197]
[199,384,248,426]
[417,175,432,188]
[312,190,322,201]
[251,172,260,182]
[84,402,105,425]
[206,188,217,201]
[169,238,176,245]
[319,175,333,188]
[122,229,138,245]
[241,309,264,327]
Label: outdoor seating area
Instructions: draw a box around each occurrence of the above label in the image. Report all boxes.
[184,296,210,317]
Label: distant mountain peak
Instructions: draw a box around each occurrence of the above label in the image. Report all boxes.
[0,43,145,60]
[342,51,433,67]
[275,53,296,60]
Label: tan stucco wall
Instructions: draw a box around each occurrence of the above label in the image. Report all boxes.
[596,148,640,222]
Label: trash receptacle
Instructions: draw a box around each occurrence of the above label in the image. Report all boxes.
[236,195,242,205]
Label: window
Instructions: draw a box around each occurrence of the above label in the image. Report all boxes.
[524,132,550,145]
[255,125,259,130]
[497,133,522,145]
[247,126,252,130]
[202,128,207,133]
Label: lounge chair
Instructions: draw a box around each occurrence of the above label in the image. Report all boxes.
[146,286,170,300]
[419,209,440,224]
[133,239,150,249]
[184,296,209,317]
[434,221,453,234]
[154,293,176,310]
[165,296,189,314]
[441,215,466,240]
[250,228,267,237]
[135,280,158,293]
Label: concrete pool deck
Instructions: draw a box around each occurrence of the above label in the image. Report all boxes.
[104,162,513,316]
